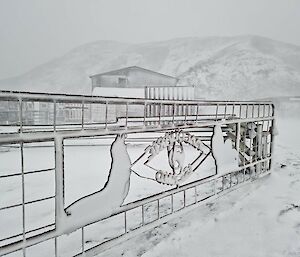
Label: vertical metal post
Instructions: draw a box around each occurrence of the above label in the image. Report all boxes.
[158,87,161,100]
[236,122,241,157]
[172,104,175,125]
[171,194,174,213]
[239,104,242,119]
[215,104,219,121]
[81,227,85,254]
[81,101,84,130]
[54,137,65,230]
[195,104,199,123]
[144,86,148,99]
[143,102,147,126]
[19,99,23,133]
[194,186,197,203]
[158,103,161,126]
[257,124,263,173]
[184,104,187,124]
[125,102,129,128]
[105,101,108,129]
[224,103,227,119]
[53,101,56,132]
[157,199,160,219]
[20,142,26,257]
[124,211,127,234]
[243,124,247,168]
[55,237,58,257]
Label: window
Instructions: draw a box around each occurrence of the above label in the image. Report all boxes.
[118,77,127,87]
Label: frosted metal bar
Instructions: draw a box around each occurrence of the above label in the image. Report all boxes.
[171,194,174,213]
[81,228,85,253]
[157,199,160,219]
[224,103,227,119]
[53,101,56,132]
[20,142,26,257]
[215,104,219,121]
[81,101,84,129]
[19,99,23,133]
[125,103,128,128]
[124,211,127,233]
[105,101,108,129]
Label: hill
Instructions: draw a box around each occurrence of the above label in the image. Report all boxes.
[0,36,300,100]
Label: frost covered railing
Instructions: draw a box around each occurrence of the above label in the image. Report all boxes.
[0,90,275,257]
[0,90,273,135]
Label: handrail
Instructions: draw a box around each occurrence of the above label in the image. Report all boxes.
[0,90,272,105]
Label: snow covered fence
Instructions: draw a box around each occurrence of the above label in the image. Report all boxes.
[0,90,275,257]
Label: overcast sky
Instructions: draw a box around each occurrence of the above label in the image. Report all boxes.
[0,0,300,79]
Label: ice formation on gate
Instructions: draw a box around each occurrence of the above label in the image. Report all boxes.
[212,125,239,175]
[61,134,131,232]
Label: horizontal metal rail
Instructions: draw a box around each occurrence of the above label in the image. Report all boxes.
[0,117,274,144]
[0,90,272,105]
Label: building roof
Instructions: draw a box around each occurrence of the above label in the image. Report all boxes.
[89,66,178,80]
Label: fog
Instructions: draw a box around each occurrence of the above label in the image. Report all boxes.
[0,0,300,79]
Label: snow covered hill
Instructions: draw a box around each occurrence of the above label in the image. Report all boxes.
[0,36,300,99]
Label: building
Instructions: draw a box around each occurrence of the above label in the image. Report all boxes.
[89,66,195,122]
[90,66,194,100]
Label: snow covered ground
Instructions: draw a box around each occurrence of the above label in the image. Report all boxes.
[94,117,300,257]
[1,116,299,257]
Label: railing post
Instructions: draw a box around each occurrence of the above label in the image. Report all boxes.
[20,142,26,257]
[81,101,84,130]
[143,102,147,126]
[124,211,127,233]
[236,122,241,157]
[158,103,162,126]
[215,104,219,121]
[125,102,128,128]
[105,101,108,129]
[81,227,85,254]
[53,101,57,132]
[157,199,160,219]
[184,104,188,124]
[195,104,199,123]
[224,103,227,119]
[19,98,23,133]
[54,136,65,231]
[171,194,174,213]
[172,104,175,125]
